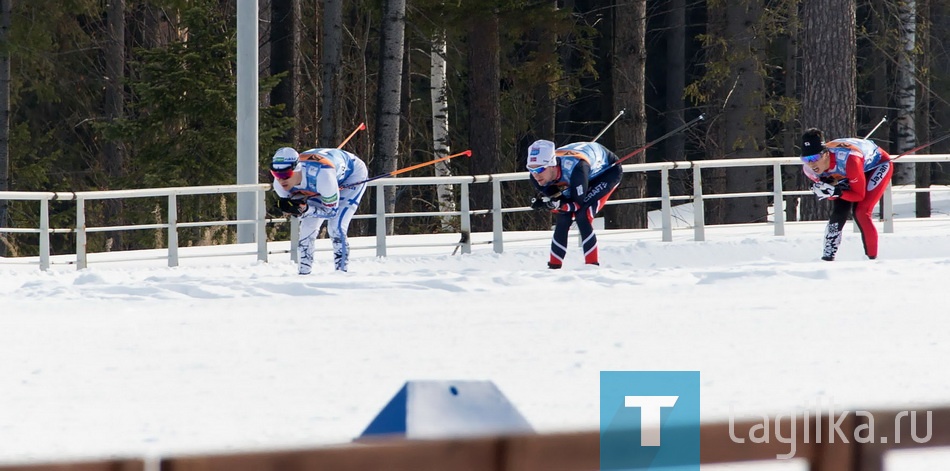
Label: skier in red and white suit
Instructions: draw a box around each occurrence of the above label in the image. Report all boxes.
[799,127,893,261]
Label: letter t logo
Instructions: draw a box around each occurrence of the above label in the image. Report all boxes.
[624,395,679,446]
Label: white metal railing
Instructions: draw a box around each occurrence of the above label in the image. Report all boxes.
[2,154,949,270]
[0,184,269,270]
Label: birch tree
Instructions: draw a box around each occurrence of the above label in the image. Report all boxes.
[430,28,456,231]
[894,0,917,184]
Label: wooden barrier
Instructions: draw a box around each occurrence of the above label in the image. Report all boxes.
[160,438,503,471]
[855,408,950,471]
[0,459,143,471]
[2,408,947,471]
[157,409,948,470]
[700,414,858,468]
[502,431,600,471]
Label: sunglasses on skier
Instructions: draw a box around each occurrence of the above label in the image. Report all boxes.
[528,166,549,175]
[800,151,825,164]
[269,165,296,180]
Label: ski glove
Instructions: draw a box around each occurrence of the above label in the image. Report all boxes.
[277,197,308,216]
[530,194,558,211]
[811,181,844,200]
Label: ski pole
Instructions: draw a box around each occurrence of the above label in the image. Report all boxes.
[338,122,366,149]
[892,131,950,160]
[613,113,705,167]
[863,116,887,139]
[592,109,626,143]
[343,150,473,188]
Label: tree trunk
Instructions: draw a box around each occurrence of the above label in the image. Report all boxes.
[702,3,728,224]
[894,0,917,185]
[130,3,175,49]
[373,0,406,234]
[271,0,298,145]
[783,0,800,222]
[259,0,271,107]
[607,0,647,229]
[665,0,687,197]
[870,0,889,144]
[0,0,9,256]
[466,10,501,233]
[916,0,931,217]
[702,3,727,224]
[722,0,767,224]
[291,0,302,144]
[554,0,575,137]
[931,0,950,186]
[104,0,126,249]
[430,29,456,232]
[799,0,856,221]
[531,0,557,141]
[320,0,343,146]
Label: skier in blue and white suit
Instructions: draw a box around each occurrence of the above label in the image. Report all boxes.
[270,146,368,274]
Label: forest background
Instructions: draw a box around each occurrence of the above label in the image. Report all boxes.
[0,0,947,256]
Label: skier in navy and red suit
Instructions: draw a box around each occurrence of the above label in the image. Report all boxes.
[799,127,893,261]
[526,139,622,269]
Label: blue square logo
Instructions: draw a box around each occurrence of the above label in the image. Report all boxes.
[600,371,700,470]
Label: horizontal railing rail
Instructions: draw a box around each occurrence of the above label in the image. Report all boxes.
[2,155,950,270]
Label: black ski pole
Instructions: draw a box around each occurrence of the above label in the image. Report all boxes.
[613,113,705,167]
[892,132,950,160]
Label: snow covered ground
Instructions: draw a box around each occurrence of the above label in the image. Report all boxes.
[2,189,950,469]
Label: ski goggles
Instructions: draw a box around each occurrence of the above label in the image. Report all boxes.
[269,165,295,180]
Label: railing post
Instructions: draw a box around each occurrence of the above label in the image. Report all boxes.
[290,216,299,262]
[883,183,894,233]
[693,166,705,241]
[39,198,50,271]
[76,198,87,269]
[492,179,503,254]
[661,167,672,242]
[256,188,268,262]
[773,164,785,236]
[460,183,472,254]
[168,194,179,267]
[376,184,387,257]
